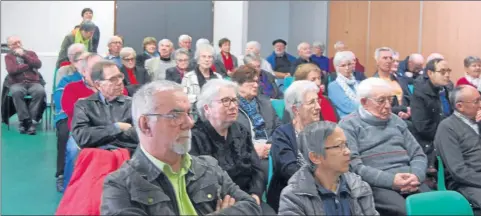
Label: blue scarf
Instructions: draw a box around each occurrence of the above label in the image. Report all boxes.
[238,97,267,139]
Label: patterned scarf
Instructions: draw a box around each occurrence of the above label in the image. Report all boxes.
[336,73,359,102]
[238,97,267,139]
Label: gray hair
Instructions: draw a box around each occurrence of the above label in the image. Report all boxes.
[196,38,210,49]
[374,47,393,60]
[79,21,96,32]
[158,38,174,48]
[174,48,190,60]
[298,121,338,159]
[132,80,184,134]
[334,41,345,49]
[194,43,215,60]
[67,43,86,62]
[178,34,192,43]
[119,47,136,59]
[243,52,261,65]
[108,36,123,45]
[284,80,320,117]
[464,56,481,68]
[357,77,392,99]
[427,53,444,62]
[297,42,310,51]
[196,79,239,121]
[333,51,354,68]
[246,41,261,52]
[78,52,103,74]
[312,41,326,50]
[90,59,118,82]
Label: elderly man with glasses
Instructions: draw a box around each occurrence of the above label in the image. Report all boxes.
[101,80,261,215]
[279,121,378,215]
[339,77,429,216]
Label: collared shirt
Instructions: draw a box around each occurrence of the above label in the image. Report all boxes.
[316,175,351,216]
[106,55,122,67]
[454,111,479,134]
[140,145,197,216]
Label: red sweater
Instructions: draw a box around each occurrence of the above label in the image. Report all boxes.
[4,51,42,84]
[61,81,128,129]
[318,91,338,123]
[456,77,476,88]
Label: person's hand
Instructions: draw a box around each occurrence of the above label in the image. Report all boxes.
[284,73,291,78]
[398,111,410,119]
[251,194,261,205]
[407,107,411,116]
[254,144,266,159]
[476,110,481,122]
[14,48,24,56]
[263,144,271,158]
[400,174,420,193]
[216,195,236,212]
[392,173,412,190]
[117,122,132,131]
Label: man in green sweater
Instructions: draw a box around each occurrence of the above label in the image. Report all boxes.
[339,77,429,216]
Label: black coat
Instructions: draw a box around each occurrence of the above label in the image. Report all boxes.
[190,120,265,198]
[165,67,183,84]
[119,66,151,96]
[135,52,152,69]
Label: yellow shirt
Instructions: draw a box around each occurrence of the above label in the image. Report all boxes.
[140,146,197,216]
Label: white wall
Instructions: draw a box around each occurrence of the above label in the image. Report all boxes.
[213,1,249,57]
[1,1,115,102]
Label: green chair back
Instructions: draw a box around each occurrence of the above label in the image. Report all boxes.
[406,191,473,215]
[437,156,447,191]
[271,99,285,120]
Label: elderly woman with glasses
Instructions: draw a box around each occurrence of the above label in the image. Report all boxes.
[166,48,191,84]
[119,47,151,96]
[279,121,378,215]
[190,79,276,215]
[267,80,321,212]
[328,51,360,118]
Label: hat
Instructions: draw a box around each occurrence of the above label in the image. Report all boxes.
[272,39,287,46]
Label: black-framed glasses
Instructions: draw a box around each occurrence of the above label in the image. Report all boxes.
[102,74,125,83]
[214,97,238,107]
[325,143,348,151]
[122,57,135,62]
[144,111,196,126]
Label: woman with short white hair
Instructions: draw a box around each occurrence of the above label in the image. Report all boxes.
[327,51,360,118]
[119,47,151,96]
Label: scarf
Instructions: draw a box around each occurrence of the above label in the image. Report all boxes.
[465,74,481,92]
[259,72,275,98]
[74,30,90,50]
[335,73,358,102]
[194,66,217,87]
[318,91,338,122]
[238,97,267,140]
[221,52,234,71]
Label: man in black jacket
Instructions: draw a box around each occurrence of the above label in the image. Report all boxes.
[434,85,481,213]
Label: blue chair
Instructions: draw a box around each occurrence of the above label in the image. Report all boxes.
[262,152,274,202]
[283,77,294,91]
[271,99,285,120]
[63,136,81,192]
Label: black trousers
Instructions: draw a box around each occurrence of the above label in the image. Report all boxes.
[458,186,481,215]
[56,118,69,177]
[372,183,431,216]
[10,83,45,122]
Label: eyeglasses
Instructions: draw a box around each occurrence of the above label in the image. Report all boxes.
[368,96,394,105]
[325,143,348,151]
[435,68,452,75]
[122,57,135,62]
[177,58,189,63]
[144,111,195,126]
[102,74,125,83]
[214,97,238,107]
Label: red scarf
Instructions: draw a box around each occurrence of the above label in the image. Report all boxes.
[221,52,234,71]
[318,90,338,122]
[126,68,138,85]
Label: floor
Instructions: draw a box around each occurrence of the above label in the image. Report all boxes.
[1,115,62,214]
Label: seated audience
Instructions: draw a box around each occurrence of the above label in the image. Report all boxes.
[190,79,274,214]
[279,121,378,216]
[119,47,151,96]
[4,35,45,135]
[243,52,282,99]
[55,44,86,86]
[434,85,481,212]
[266,39,297,78]
[182,43,222,106]
[456,56,481,90]
[105,35,123,67]
[411,58,453,170]
[323,50,366,91]
[339,77,429,216]
[328,51,359,118]
[101,80,261,215]
[166,48,190,84]
[328,41,365,73]
[267,80,321,212]
[239,41,273,74]
[178,34,193,59]
[216,38,238,77]
[77,8,100,53]
[56,21,95,68]
[391,50,400,75]
[397,53,425,106]
[71,60,137,151]
[145,38,175,80]
[231,65,282,178]
[310,41,329,72]
[135,37,159,68]
[290,42,313,76]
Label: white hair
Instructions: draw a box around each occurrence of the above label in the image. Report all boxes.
[246,41,261,52]
[195,38,210,49]
[67,43,86,61]
[297,42,310,51]
[131,80,185,135]
[108,36,122,44]
[196,79,239,121]
[333,51,354,68]
[178,34,192,43]
[374,47,393,60]
[334,41,345,49]
[119,47,136,58]
[194,43,215,60]
[174,48,190,60]
[356,77,392,99]
[344,50,356,60]
[284,80,320,117]
[158,38,173,48]
[427,53,444,62]
[312,41,326,50]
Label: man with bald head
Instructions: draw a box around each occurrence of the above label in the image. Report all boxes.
[434,85,481,213]
[289,42,313,75]
[398,53,424,77]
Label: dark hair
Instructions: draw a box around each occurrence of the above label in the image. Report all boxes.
[425,58,444,74]
[90,60,118,82]
[464,56,481,68]
[218,38,230,48]
[298,121,338,158]
[449,85,472,110]
[231,65,259,85]
[79,21,96,32]
[81,8,93,17]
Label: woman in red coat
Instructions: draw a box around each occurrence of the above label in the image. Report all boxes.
[456,56,481,89]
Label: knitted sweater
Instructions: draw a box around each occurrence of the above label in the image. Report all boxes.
[339,107,427,189]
